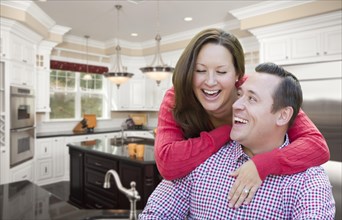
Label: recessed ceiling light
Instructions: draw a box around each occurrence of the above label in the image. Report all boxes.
[131,33,138,37]
[184,17,193,22]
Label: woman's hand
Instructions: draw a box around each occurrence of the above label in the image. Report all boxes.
[228,160,262,208]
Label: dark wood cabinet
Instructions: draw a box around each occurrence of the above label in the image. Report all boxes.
[68,145,161,210]
[69,148,84,208]
[119,161,159,209]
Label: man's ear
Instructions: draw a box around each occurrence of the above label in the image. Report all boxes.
[276,106,293,126]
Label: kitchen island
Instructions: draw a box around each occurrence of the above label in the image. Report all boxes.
[0,180,136,220]
[67,137,161,210]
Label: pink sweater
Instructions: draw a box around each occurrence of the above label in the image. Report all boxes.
[155,87,330,180]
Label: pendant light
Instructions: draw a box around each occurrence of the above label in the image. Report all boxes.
[140,0,174,86]
[104,4,134,89]
[82,35,92,80]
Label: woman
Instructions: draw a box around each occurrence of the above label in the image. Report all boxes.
[154,28,329,208]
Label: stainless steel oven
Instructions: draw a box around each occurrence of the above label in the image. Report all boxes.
[10,127,34,167]
[10,86,35,167]
[10,86,34,129]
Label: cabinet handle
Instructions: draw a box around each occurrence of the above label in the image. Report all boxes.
[78,153,82,157]
[22,60,27,63]
[285,56,288,59]
[94,204,103,209]
[145,178,153,186]
[22,175,27,179]
[45,167,48,173]
[316,52,320,56]
[45,147,47,153]
[95,181,102,186]
[94,162,102,167]
[324,51,327,55]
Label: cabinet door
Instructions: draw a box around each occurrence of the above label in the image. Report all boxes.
[263,38,290,63]
[84,189,117,209]
[118,162,143,209]
[53,138,66,178]
[10,35,35,65]
[323,28,342,56]
[10,62,35,87]
[291,32,320,60]
[36,139,53,159]
[11,161,34,182]
[36,69,50,112]
[113,82,130,110]
[130,79,146,109]
[69,148,84,207]
[0,31,9,58]
[36,159,53,181]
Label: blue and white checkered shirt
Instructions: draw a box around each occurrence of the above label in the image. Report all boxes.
[140,135,335,219]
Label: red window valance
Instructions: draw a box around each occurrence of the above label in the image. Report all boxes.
[50,60,108,74]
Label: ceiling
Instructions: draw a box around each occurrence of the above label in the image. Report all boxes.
[35,0,263,43]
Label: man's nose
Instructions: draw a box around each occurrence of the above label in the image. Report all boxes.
[233,97,245,110]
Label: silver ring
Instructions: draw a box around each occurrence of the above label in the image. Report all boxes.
[243,188,250,194]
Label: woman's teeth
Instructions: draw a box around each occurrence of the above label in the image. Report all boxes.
[203,90,219,96]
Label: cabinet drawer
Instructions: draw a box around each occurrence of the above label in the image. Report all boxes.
[85,154,117,172]
[84,168,118,197]
[84,189,117,209]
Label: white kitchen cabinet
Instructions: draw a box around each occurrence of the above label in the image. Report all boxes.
[35,137,67,185]
[0,31,9,59]
[112,77,149,111]
[322,28,342,57]
[35,41,57,112]
[130,79,146,109]
[112,75,172,111]
[10,34,35,66]
[10,62,35,87]
[11,160,34,182]
[36,159,53,181]
[36,69,50,112]
[260,25,341,65]
[263,37,290,63]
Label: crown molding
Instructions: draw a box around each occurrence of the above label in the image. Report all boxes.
[1,0,56,29]
[37,40,59,52]
[249,10,342,39]
[0,17,42,43]
[229,0,314,20]
[49,25,71,36]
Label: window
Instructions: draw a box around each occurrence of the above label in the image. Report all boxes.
[49,70,107,120]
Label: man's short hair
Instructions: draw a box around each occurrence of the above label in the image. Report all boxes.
[255,62,303,127]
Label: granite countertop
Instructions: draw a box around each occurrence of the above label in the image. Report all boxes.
[67,137,156,165]
[37,127,155,139]
[36,127,122,138]
[0,180,136,220]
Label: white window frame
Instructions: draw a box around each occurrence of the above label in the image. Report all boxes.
[49,70,110,121]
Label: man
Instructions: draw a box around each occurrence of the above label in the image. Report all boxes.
[139,62,335,219]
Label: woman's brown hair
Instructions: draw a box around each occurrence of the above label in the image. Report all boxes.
[172,28,245,139]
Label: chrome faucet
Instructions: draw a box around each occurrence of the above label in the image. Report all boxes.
[121,123,127,145]
[103,169,141,220]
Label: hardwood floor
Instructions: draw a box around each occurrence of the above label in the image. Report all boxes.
[41,181,70,201]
